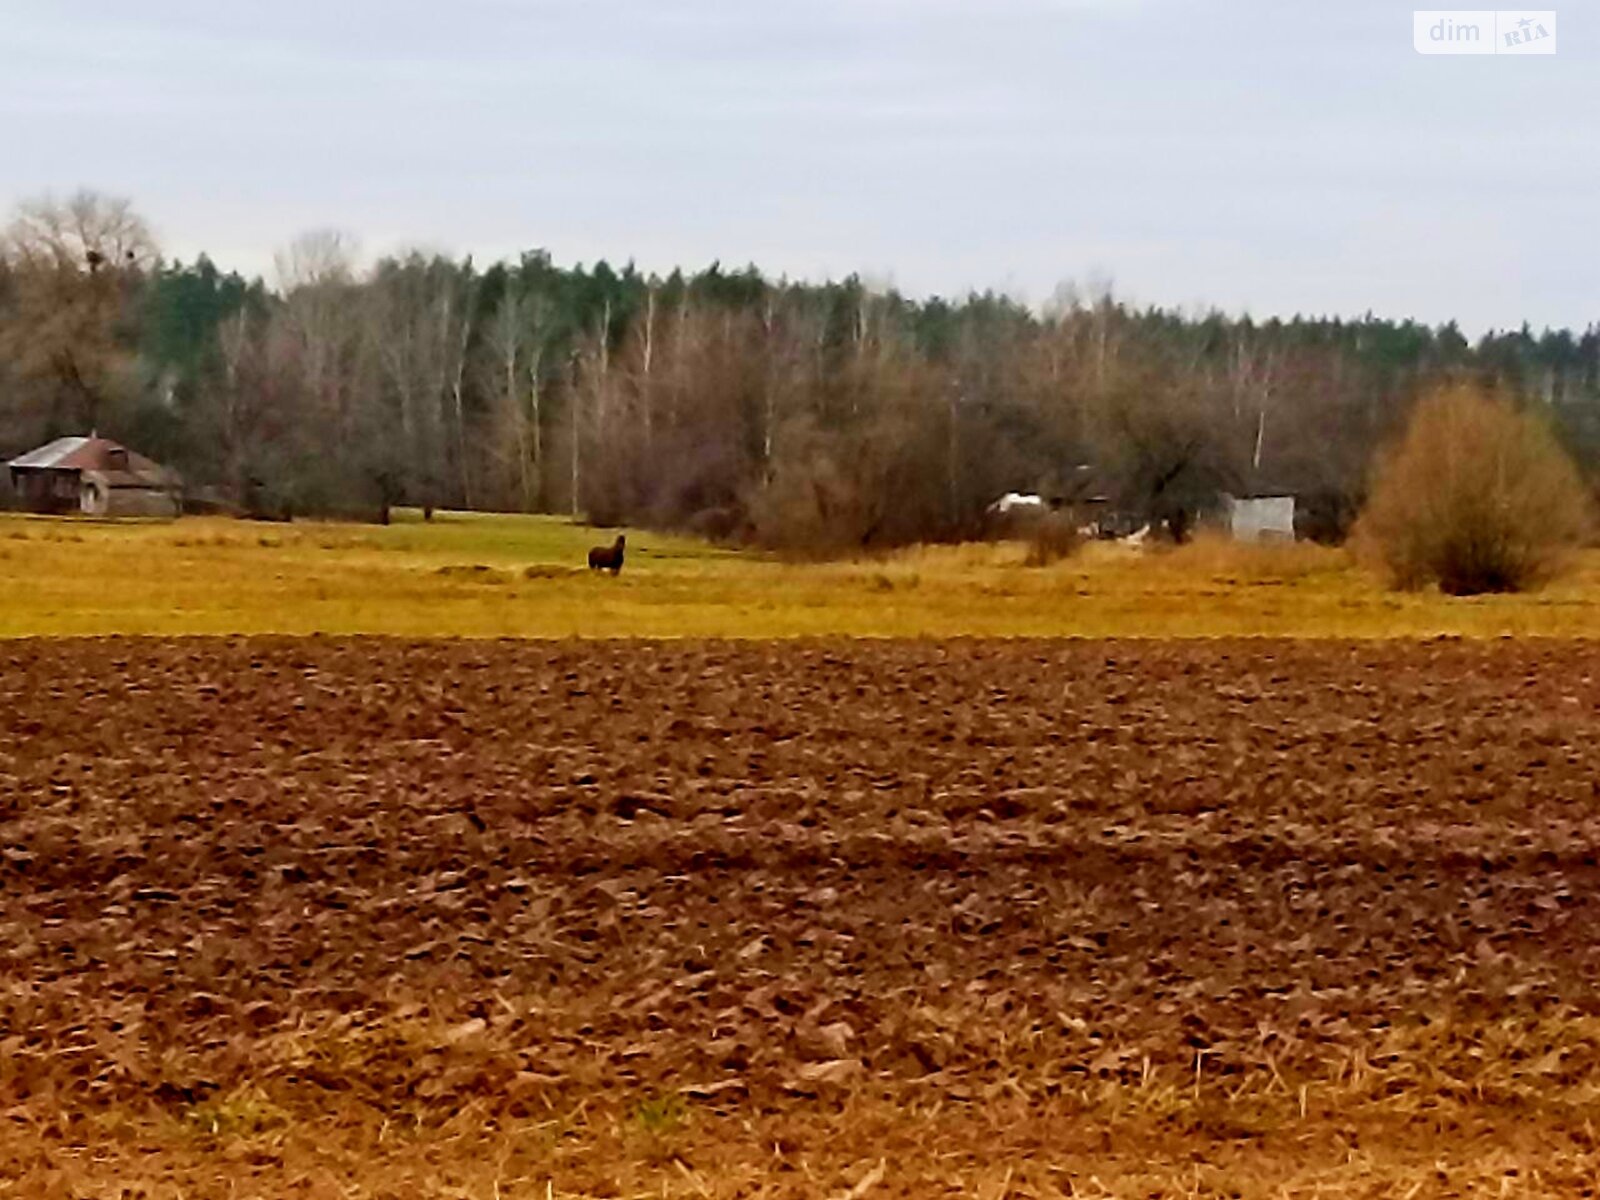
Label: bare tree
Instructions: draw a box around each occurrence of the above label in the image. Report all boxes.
[442,264,478,509]
[269,230,376,515]
[636,285,657,447]
[481,289,548,511]
[570,301,615,519]
[3,189,157,274]
[365,252,479,514]
[0,190,158,433]
[274,229,357,292]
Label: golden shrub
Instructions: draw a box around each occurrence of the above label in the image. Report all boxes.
[1355,384,1592,594]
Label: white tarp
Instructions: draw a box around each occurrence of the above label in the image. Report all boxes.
[987,492,1046,516]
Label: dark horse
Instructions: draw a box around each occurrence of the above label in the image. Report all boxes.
[588,533,626,574]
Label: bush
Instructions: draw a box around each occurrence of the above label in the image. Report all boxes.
[1355,384,1592,595]
[1023,513,1082,566]
[746,415,948,557]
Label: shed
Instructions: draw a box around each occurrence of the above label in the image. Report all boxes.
[1222,492,1296,542]
[7,435,180,518]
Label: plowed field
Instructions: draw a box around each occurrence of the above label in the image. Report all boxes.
[4,638,1600,1198]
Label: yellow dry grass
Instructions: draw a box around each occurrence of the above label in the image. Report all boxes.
[2,510,1600,638]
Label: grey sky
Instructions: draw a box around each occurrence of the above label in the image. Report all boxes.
[4,1,1593,333]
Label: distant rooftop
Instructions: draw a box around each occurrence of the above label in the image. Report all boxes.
[8,435,170,481]
[9,435,95,471]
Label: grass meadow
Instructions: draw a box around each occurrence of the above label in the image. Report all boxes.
[3,509,1600,638]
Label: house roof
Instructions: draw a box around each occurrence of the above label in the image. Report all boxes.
[1225,487,1297,501]
[9,435,94,470]
[9,435,172,483]
[1223,467,1298,501]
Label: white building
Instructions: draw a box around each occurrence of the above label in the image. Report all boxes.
[1223,493,1296,542]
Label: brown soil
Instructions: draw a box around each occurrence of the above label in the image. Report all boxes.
[4,638,1600,1197]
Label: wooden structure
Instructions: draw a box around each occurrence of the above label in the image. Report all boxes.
[7,435,180,518]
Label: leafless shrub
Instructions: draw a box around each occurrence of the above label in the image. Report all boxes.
[1023,513,1081,566]
[745,421,888,557]
[1355,383,1592,594]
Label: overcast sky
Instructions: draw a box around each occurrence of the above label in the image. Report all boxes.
[4,1,1593,333]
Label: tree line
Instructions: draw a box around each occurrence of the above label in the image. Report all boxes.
[4,190,1599,548]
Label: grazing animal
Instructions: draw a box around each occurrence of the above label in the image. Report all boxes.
[588,534,626,574]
